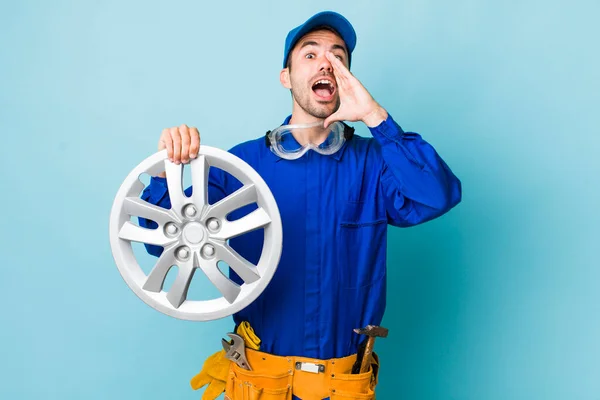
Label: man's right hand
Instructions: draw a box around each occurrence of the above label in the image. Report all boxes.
[157,124,200,177]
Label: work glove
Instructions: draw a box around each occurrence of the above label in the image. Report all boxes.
[190,349,231,400]
[235,321,261,350]
[189,321,261,399]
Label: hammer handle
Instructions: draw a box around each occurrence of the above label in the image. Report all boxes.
[359,337,375,373]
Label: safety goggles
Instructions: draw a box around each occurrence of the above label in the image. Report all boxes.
[267,121,346,160]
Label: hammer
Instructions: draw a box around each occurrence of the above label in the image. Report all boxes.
[353,325,389,373]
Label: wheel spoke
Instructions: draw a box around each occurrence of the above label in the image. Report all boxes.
[212,242,260,284]
[143,245,177,292]
[205,184,258,220]
[212,208,271,240]
[191,155,209,210]
[164,160,186,216]
[123,197,180,225]
[196,251,241,304]
[119,221,177,246]
[166,258,196,308]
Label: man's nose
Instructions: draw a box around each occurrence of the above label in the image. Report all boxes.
[318,55,333,72]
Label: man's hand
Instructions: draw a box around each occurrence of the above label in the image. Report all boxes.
[323,51,388,128]
[156,124,200,177]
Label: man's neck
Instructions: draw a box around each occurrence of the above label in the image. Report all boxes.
[288,110,329,146]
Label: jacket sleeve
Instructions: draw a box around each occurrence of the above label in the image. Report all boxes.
[138,168,229,257]
[371,113,462,227]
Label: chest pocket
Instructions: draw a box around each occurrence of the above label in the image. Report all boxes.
[337,201,387,289]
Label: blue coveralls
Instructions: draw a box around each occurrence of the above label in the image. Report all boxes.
[140,113,461,379]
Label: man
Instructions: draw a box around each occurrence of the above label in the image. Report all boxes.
[141,11,461,400]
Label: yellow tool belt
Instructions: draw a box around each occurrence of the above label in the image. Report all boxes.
[224,347,379,400]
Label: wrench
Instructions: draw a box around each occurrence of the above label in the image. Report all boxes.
[222,333,252,371]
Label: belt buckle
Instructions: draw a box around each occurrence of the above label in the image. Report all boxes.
[295,362,325,374]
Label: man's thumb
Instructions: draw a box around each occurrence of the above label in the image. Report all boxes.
[324,112,341,129]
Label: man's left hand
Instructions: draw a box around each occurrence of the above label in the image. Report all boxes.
[323,51,389,128]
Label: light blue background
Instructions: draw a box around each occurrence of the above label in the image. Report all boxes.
[1,0,598,399]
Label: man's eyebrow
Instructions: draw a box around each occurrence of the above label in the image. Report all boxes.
[299,41,348,55]
[299,40,320,49]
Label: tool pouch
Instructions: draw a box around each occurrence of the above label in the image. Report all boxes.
[224,350,380,400]
[327,353,379,400]
[225,357,293,400]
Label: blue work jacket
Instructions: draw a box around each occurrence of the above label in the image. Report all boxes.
[140,113,461,360]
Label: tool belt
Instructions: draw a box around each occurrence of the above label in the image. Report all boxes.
[224,347,379,400]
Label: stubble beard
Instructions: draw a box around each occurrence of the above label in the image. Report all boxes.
[291,86,340,119]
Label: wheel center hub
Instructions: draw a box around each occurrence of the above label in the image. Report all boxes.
[183,222,205,244]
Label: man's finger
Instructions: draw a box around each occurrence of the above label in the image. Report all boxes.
[329,60,351,93]
[324,111,342,129]
[331,67,346,91]
[179,124,191,163]
[189,127,200,159]
[327,51,352,79]
[170,127,182,164]
[161,129,174,160]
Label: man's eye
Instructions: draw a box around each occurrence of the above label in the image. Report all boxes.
[335,55,343,61]
[305,53,314,59]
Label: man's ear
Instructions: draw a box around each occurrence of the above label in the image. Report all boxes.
[280,68,291,89]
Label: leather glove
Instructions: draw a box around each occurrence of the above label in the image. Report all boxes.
[236,321,261,350]
[190,349,231,400]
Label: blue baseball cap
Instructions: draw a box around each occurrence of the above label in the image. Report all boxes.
[283,11,357,68]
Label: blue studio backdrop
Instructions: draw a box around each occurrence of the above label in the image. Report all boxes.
[1,1,599,399]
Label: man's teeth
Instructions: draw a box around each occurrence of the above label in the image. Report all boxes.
[313,79,333,87]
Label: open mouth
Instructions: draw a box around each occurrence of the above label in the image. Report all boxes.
[311,79,335,100]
